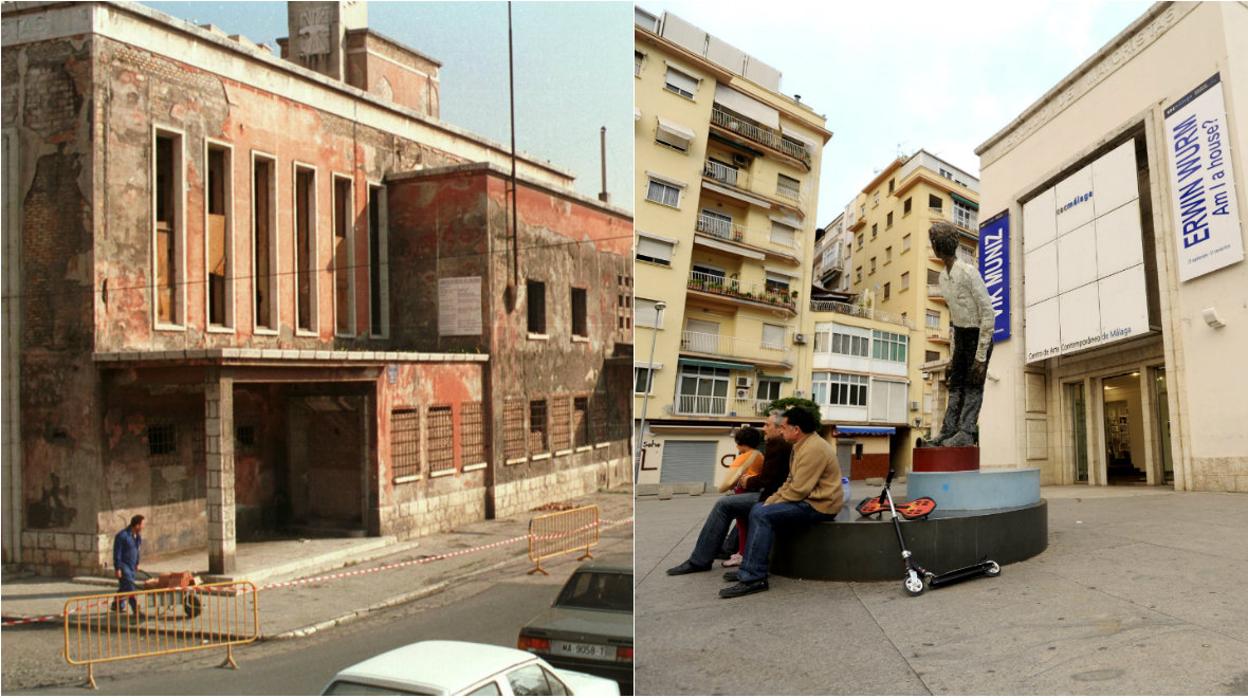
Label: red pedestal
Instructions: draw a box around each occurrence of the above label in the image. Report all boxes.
[913,446,979,472]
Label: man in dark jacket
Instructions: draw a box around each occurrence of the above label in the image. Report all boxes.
[668,411,792,576]
[113,514,144,614]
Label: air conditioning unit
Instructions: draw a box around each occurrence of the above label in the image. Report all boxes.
[736,376,752,389]
[793,333,807,345]
[732,153,749,167]
[755,400,772,413]
[794,390,806,398]
[735,388,750,400]
[910,401,920,411]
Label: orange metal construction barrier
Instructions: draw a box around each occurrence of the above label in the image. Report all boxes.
[527,505,600,575]
[63,581,259,689]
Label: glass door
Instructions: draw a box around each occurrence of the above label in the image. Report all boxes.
[1066,382,1089,483]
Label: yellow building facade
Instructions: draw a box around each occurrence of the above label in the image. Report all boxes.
[633,8,831,487]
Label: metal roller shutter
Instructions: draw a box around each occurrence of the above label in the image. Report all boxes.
[660,440,719,486]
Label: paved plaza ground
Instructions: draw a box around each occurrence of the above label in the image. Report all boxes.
[636,485,1248,696]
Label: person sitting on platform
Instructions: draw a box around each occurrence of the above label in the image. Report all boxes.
[927,221,996,447]
[716,425,764,568]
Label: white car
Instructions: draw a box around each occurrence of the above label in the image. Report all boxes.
[320,640,621,696]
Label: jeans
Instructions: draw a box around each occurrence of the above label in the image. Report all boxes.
[688,492,761,567]
[938,327,994,440]
[116,568,138,612]
[737,500,836,584]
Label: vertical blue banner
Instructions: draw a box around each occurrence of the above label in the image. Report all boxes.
[978,211,1011,342]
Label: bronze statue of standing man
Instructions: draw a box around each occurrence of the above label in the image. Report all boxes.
[926,222,996,447]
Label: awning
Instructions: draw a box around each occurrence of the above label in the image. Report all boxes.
[834,425,896,436]
[656,117,696,147]
[757,374,793,383]
[679,358,754,371]
[950,192,979,211]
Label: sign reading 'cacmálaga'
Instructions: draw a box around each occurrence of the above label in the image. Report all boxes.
[977,211,1011,343]
[1164,73,1244,282]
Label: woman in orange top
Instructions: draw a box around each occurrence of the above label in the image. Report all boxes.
[718,426,764,567]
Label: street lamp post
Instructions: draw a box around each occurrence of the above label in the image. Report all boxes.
[635,301,667,473]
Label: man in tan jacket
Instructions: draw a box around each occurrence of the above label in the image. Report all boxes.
[719,406,842,598]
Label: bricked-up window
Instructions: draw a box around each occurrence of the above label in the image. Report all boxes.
[573,397,590,448]
[571,287,588,338]
[529,400,548,454]
[391,409,421,480]
[153,131,182,325]
[427,406,454,473]
[503,399,526,460]
[147,423,177,465]
[550,396,572,452]
[333,176,354,336]
[294,166,317,332]
[591,392,608,443]
[368,185,389,337]
[253,155,277,330]
[460,402,485,465]
[206,144,232,328]
[527,280,546,335]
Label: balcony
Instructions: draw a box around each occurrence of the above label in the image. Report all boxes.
[687,271,797,313]
[703,159,747,189]
[927,284,946,304]
[808,299,914,330]
[694,215,801,263]
[680,331,793,368]
[710,105,812,168]
[676,394,729,416]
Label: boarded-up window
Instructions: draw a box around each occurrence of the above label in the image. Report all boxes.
[503,399,526,460]
[207,145,229,327]
[254,157,275,329]
[295,167,316,332]
[591,392,608,443]
[427,405,454,473]
[550,396,572,452]
[529,400,548,454]
[461,401,485,465]
[334,177,354,335]
[154,133,179,324]
[392,409,421,480]
[573,397,590,448]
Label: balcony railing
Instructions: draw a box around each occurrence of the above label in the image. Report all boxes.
[680,331,793,365]
[776,180,801,200]
[710,105,812,167]
[695,215,800,258]
[809,299,914,329]
[927,284,944,299]
[703,160,746,189]
[688,271,797,312]
[677,394,728,416]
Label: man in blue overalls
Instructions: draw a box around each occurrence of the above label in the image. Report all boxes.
[113,514,144,614]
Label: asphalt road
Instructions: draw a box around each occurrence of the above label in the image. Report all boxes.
[7,535,632,696]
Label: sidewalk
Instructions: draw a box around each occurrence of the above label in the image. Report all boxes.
[3,489,632,639]
[636,486,1248,696]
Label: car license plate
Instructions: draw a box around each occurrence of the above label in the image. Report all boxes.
[551,641,613,660]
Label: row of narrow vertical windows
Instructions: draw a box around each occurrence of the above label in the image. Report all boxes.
[152,130,387,337]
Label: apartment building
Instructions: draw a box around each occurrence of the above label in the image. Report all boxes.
[842,151,982,439]
[814,212,852,293]
[1,1,632,575]
[633,8,831,487]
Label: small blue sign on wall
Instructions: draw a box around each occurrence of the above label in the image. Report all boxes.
[978,211,1011,342]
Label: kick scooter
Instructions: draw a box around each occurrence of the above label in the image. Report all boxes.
[857,467,1000,596]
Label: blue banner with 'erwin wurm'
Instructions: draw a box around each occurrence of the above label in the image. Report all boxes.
[978,211,1011,342]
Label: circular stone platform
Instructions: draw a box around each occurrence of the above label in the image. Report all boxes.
[770,500,1048,581]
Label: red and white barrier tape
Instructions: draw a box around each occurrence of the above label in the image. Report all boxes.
[1,517,633,626]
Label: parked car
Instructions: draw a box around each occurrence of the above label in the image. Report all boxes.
[320,640,619,696]
[517,556,633,693]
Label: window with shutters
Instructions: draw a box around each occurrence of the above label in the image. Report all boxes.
[426,406,454,474]
[644,179,681,208]
[392,409,421,480]
[503,399,526,460]
[901,271,910,290]
[635,298,663,328]
[776,174,800,200]
[550,396,572,452]
[461,402,485,466]
[664,67,698,98]
[762,323,786,350]
[206,144,232,328]
[153,130,183,326]
[529,400,549,454]
[770,221,796,248]
[636,234,675,266]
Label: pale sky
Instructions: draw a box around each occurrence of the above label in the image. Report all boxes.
[145,1,634,209]
[641,0,1153,224]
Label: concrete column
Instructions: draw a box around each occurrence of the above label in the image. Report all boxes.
[205,371,235,574]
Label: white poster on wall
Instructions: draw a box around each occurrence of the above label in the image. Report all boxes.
[1163,73,1245,282]
[1023,139,1151,363]
[438,276,483,336]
